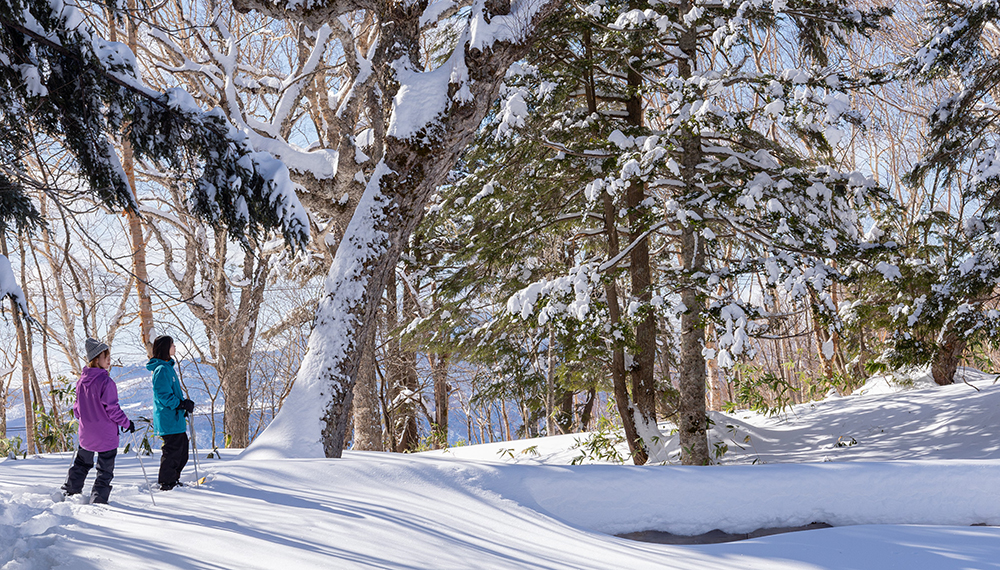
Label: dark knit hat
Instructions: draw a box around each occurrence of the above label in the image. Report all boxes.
[85,338,110,362]
[152,335,173,361]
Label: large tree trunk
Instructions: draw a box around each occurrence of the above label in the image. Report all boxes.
[236,0,564,459]
[224,248,269,448]
[931,332,964,386]
[583,29,647,462]
[625,60,657,425]
[678,224,709,465]
[675,3,710,466]
[219,343,251,448]
[352,319,383,450]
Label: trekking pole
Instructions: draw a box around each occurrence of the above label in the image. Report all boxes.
[130,431,156,506]
[175,354,201,483]
[187,410,201,483]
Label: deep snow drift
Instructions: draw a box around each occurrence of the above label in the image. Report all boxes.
[3,367,1000,569]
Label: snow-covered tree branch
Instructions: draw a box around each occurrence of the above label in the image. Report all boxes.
[242,0,565,458]
[0,0,310,251]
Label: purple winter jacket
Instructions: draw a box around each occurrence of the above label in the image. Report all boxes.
[74,367,130,452]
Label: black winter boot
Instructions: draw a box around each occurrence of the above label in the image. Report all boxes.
[91,485,112,504]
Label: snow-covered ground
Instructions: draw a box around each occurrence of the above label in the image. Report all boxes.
[3,367,1000,569]
[423,367,1000,466]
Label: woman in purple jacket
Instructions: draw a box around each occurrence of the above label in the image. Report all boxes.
[61,338,135,504]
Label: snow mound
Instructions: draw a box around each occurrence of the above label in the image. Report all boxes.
[850,365,997,395]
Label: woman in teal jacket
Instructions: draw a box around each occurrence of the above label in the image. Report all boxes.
[148,335,194,490]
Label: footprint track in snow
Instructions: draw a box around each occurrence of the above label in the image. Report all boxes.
[0,489,75,569]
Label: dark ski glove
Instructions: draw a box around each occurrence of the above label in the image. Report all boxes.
[178,399,195,414]
[125,420,136,433]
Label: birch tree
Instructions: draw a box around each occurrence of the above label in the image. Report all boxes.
[240,0,566,458]
[132,0,388,446]
[1,0,313,453]
[141,182,274,447]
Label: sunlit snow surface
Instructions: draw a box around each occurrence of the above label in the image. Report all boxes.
[3,368,1000,569]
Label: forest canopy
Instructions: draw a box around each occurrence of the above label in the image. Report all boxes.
[3,0,1000,465]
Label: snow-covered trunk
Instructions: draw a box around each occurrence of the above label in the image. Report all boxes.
[267,152,439,458]
[931,331,964,386]
[602,188,647,464]
[241,0,564,459]
[352,321,382,451]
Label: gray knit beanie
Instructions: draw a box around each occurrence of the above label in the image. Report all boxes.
[85,338,110,363]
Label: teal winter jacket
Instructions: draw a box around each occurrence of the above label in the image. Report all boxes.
[148,358,186,436]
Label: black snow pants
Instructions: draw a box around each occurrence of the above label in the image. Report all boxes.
[62,446,118,504]
[158,432,189,489]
